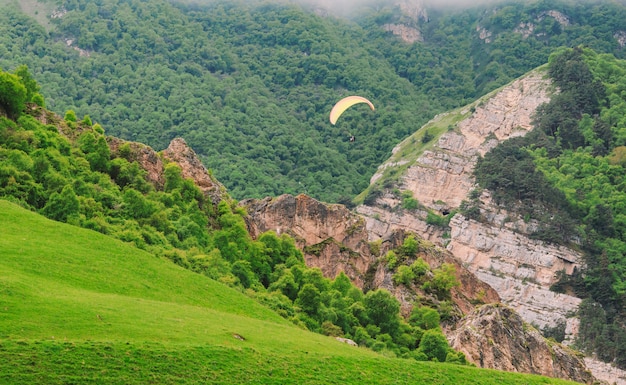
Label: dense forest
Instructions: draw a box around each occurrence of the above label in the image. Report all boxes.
[0,67,468,362]
[474,47,626,368]
[1,0,626,202]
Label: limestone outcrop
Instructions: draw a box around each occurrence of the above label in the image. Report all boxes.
[357,71,585,338]
[241,194,499,317]
[353,70,610,381]
[449,304,594,384]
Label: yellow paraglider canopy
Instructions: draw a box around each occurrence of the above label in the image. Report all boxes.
[329,96,375,125]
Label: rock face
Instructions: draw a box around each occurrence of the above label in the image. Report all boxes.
[358,71,584,339]
[162,138,227,205]
[242,194,499,317]
[108,137,228,205]
[353,70,607,381]
[449,304,594,384]
[382,24,423,43]
[447,209,582,340]
[381,0,428,43]
[242,194,374,288]
[108,137,166,188]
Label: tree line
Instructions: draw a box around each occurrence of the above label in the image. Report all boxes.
[1,0,626,202]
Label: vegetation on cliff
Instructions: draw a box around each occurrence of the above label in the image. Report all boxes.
[474,47,626,368]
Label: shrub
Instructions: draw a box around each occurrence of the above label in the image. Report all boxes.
[410,258,430,279]
[409,306,440,330]
[393,265,415,286]
[321,321,343,337]
[384,250,398,270]
[418,329,450,362]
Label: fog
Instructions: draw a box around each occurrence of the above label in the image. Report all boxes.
[289,0,510,13]
[274,0,619,13]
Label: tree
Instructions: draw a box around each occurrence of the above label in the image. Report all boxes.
[410,306,440,330]
[364,289,401,337]
[418,329,450,362]
[296,283,321,316]
[78,131,110,173]
[400,235,419,257]
[331,271,352,296]
[428,263,460,300]
[393,265,415,286]
[41,184,79,222]
[231,260,256,289]
[14,65,39,102]
[0,71,27,119]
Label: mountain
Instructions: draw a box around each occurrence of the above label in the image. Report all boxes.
[2,0,626,382]
[0,100,586,383]
[2,0,626,202]
[353,48,626,383]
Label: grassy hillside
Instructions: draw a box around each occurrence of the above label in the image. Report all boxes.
[0,199,579,384]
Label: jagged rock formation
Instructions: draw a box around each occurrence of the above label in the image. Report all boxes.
[358,71,585,339]
[108,137,166,188]
[108,137,228,205]
[162,138,228,205]
[449,304,594,384]
[242,194,499,317]
[382,24,423,43]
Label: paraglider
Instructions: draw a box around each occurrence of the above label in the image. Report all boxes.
[329,95,375,125]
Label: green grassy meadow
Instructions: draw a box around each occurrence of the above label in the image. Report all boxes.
[0,199,579,384]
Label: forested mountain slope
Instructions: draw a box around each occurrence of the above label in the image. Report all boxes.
[357,46,626,377]
[1,0,626,202]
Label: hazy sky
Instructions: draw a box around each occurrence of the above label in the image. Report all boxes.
[279,0,515,18]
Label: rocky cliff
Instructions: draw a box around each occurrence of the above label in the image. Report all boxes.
[241,194,595,383]
[354,69,618,382]
[242,194,500,316]
[449,304,594,383]
[357,70,584,338]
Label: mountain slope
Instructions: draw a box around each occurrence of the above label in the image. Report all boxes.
[2,0,626,202]
[355,48,626,382]
[0,199,582,384]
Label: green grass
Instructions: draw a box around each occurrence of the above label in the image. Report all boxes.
[0,199,579,384]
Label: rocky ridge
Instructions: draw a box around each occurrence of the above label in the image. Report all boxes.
[241,194,595,383]
[355,69,625,382]
[357,70,585,338]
